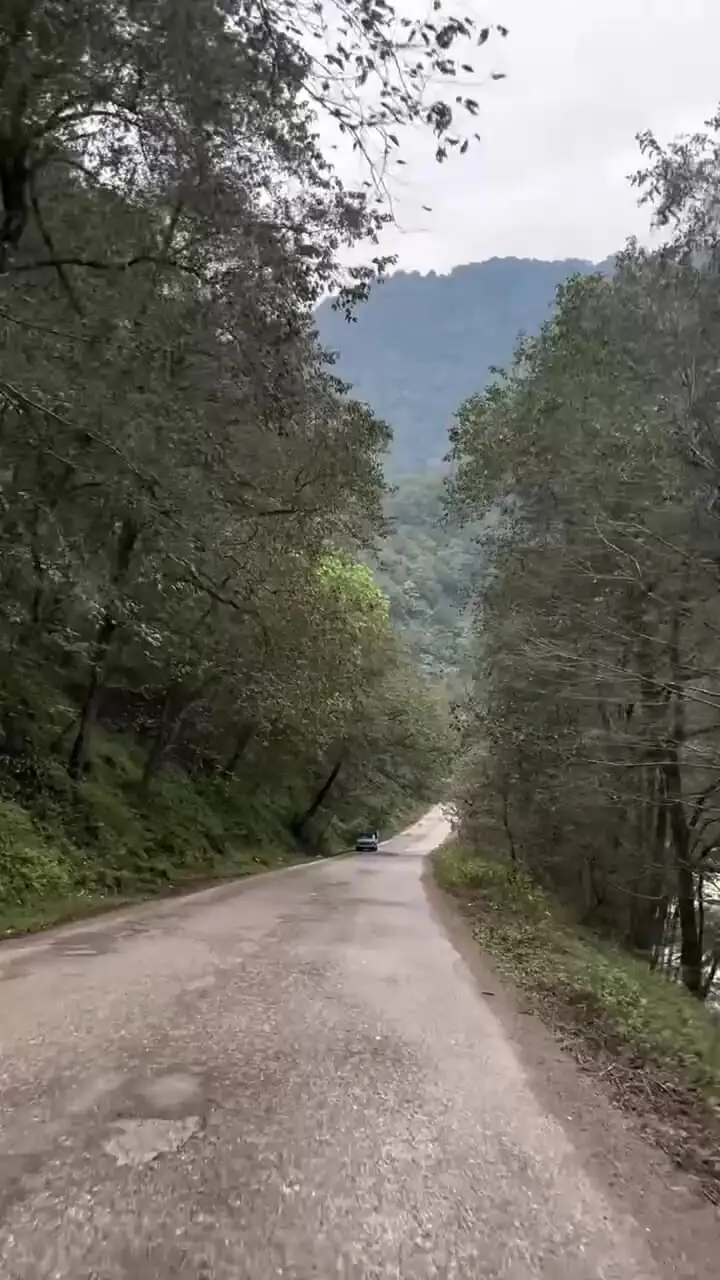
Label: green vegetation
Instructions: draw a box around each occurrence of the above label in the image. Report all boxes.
[435,844,720,1188]
[0,0,498,932]
[447,116,720,1005]
[371,472,484,680]
[0,737,303,936]
[436,845,720,1099]
[0,726,434,937]
[417,110,720,1188]
[319,256,624,678]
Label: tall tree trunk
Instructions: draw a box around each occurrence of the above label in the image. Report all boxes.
[629,773,667,955]
[672,832,702,996]
[292,759,344,840]
[68,612,117,779]
[223,721,256,776]
[649,893,670,972]
[141,688,182,792]
[68,516,139,779]
[501,777,517,864]
[663,605,702,996]
[628,583,667,951]
[663,905,679,976]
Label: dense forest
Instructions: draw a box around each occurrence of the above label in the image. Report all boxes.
[316,256,613,474]
[448,118,720,1003]
[323,259,611,679]
[0,0,504,928]
[370,472,482,681]
[320,258,616,692]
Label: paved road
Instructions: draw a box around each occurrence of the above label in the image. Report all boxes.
[0,810,709,1278]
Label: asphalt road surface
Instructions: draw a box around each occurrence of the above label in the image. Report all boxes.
[0,809,715,1278]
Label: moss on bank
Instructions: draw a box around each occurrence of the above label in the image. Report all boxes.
[0,735,420,938]
[434,844,720,1193]
[0,740,294,936]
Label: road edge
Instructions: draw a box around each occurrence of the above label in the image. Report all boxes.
[422,856,720,1280]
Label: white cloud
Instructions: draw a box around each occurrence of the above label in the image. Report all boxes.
[322,0,720,271]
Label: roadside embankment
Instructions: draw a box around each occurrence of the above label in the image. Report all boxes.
[434,843,720,1202]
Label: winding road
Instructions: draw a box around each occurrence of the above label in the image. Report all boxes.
[0,809,716,1278]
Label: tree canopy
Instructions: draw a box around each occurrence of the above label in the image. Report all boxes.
[0,0,497,913]
[448,115,720,1001]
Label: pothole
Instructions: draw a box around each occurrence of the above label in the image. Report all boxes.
[103,1115,203,1167]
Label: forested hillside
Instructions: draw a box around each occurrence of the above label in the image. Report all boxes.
[369,472,488,682]
[316,256,613,474]
[320,259,598,674]
[448,121,720,1007]
[0,0,494,932]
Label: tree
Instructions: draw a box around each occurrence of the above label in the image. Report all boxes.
[448,160,720,997]
[0,1,489,905]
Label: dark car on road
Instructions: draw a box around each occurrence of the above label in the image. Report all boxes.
[355,830,379,853]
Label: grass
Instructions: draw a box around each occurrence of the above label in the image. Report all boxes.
[434,843,720,1194]
[0,731,426,939]
[0,735,314,938]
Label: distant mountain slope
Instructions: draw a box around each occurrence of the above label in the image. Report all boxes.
[371,472,478,680]
[316,256,612,473]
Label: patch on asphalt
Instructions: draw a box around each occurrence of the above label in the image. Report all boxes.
[103,1116,202,1167]
[139,1072,201,1109]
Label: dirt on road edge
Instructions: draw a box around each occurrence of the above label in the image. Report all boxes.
[424,859,720,1280]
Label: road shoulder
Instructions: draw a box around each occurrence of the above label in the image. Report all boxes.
[424,860,720,1280]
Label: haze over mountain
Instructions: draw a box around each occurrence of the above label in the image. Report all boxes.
[317,256,614,677]
[316,256,613,474]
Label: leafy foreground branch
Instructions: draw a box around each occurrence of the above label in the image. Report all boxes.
[434,844,720,1201]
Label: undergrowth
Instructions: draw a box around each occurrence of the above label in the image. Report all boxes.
[0,729,423,938]
[435,844,720,1196]
[434,845,720,1103]
[0,735,314,936]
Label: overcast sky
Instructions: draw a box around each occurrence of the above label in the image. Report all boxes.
[327,0,720,274]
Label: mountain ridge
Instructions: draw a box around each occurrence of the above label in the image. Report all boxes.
[316,255,614,473]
